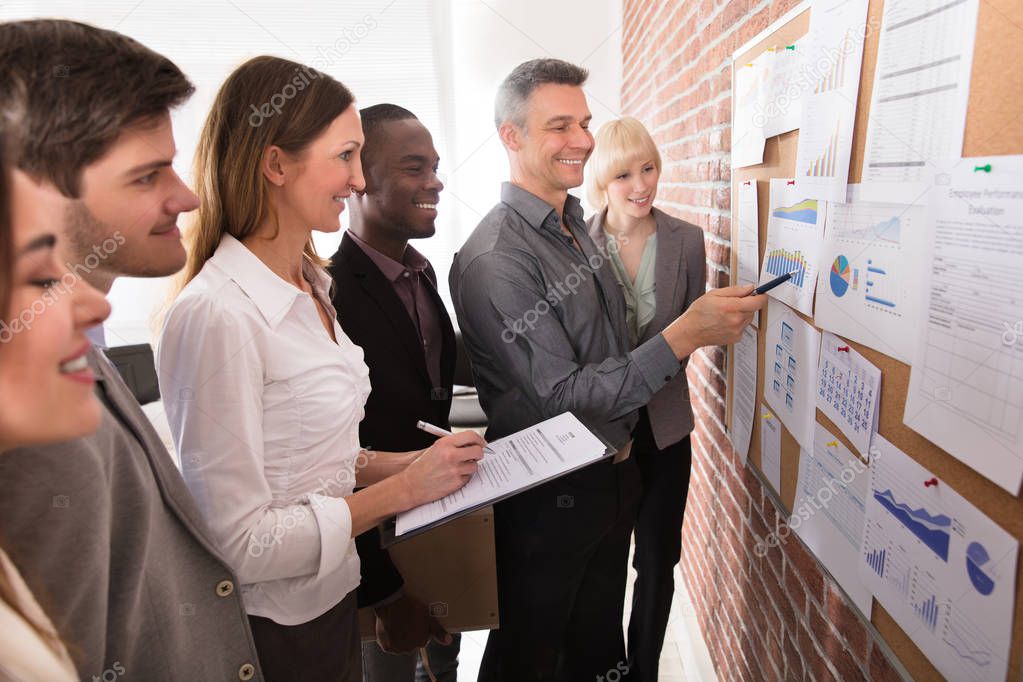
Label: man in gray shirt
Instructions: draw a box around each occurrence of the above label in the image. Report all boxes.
[450,58,763,680]
[0,20,262,681]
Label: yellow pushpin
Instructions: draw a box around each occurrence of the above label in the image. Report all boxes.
[826,440,838,447]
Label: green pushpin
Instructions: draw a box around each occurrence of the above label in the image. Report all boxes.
[785,44,796,50]
[974,164,992,172]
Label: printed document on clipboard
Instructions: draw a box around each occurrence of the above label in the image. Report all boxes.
[383,412,613,545]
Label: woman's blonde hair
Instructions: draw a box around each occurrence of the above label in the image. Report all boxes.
[586,116,662,210]
[175,55,355,295]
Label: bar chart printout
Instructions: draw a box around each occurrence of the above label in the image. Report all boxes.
[758,179,827,315]
[793,0,868,201]
[858,435,1018,682]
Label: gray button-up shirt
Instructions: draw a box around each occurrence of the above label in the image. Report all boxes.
[449,182,681,448]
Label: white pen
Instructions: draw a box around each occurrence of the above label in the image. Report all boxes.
[416,420,453,438]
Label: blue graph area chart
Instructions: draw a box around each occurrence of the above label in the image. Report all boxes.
[873,488,952,562]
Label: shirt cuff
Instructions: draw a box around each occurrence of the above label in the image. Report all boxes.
[630,333,682,393]
[308,494,354,579]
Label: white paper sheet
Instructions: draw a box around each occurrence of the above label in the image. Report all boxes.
[763,298,821,452]
[814,185,928,363]
[759,39,806,138]
[817,331,881,457]
[859,434,1018,682]
[860,0,980,204]
[759,178,827,316]
[729,325,759,462]
[733,55,768,168]
[760,406,782,494]
[791,423,872,617]
[395,412,609,536]
[793,0,869,202]
[737,179,761,326]
[903,156,1023,495]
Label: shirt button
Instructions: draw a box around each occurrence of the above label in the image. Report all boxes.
[216,579,235,597]
[403,272,410,278]
[238,663,256,680]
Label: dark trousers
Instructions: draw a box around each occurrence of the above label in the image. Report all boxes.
[248,591,361,682]
[626,409,692,682]
[478,456,641,682]
[361,634,461,682]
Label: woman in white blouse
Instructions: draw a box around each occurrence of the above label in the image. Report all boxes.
[0,157,111,680]
[157,56,485,681]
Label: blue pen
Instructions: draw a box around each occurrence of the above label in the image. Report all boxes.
[749,271,798,296]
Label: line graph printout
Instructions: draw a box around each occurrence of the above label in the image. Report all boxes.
[858,434,1017,682]
[860,0,979,204]
[759,178,827,315]
[904,157,1023,494]
[792,423,872,616]
[793,0,868,202]
[815,185,928,363]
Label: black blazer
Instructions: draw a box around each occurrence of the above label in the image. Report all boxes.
[328,231,457,605]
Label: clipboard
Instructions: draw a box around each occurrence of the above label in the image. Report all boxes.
[359,506,499,638]
[381,412,616,547]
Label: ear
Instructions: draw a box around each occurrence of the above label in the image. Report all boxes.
[498,121,522,152]
[260,145,287,187]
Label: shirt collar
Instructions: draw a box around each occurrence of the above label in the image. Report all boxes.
[210,233,332,329]
[347,230,429,283]
[500,182,584,232]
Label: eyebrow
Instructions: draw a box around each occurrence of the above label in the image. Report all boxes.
[18,233,56,255]
[123,159,173,177]
[544,115,592,126]
[397,154,439,164]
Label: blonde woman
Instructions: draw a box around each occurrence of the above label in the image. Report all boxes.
[0,157,112,679]
[157,57,484,681]
[586,116,706,682]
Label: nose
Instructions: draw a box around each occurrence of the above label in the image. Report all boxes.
[426,169,444,193]
[348,157,366,194]
[72,276,111,333]
[573,124,594,153]
[166,170,200,214]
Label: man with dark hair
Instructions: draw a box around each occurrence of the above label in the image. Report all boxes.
[0,19,263,680]
[328,103,462,682]
[450,58,763,679]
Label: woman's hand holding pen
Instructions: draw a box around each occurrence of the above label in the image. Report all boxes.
[398,431,487,508]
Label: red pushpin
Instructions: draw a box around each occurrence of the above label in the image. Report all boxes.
[787,180,796,185]
[923,478,938,487]
[837,346,850,353]
[743,180,752,186]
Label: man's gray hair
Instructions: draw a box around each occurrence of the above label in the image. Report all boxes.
[494,58,589,130]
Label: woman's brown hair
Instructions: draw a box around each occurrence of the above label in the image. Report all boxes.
[179,55,355,290]
[0,135,63,654]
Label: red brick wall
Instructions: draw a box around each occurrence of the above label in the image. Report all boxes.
[620,2,905,679]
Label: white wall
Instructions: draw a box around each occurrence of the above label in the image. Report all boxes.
[2,0,621,345]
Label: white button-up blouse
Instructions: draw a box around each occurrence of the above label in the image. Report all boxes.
[157,234,371,625]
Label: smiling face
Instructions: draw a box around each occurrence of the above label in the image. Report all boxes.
[71,112,199,292]
[358,118,443,241]
[277,105,366,233]
[0,172,111,451]
[605,156,660,220]
[506,83,593,197]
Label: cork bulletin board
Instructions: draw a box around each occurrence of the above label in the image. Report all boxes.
[725,1,1023,679]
